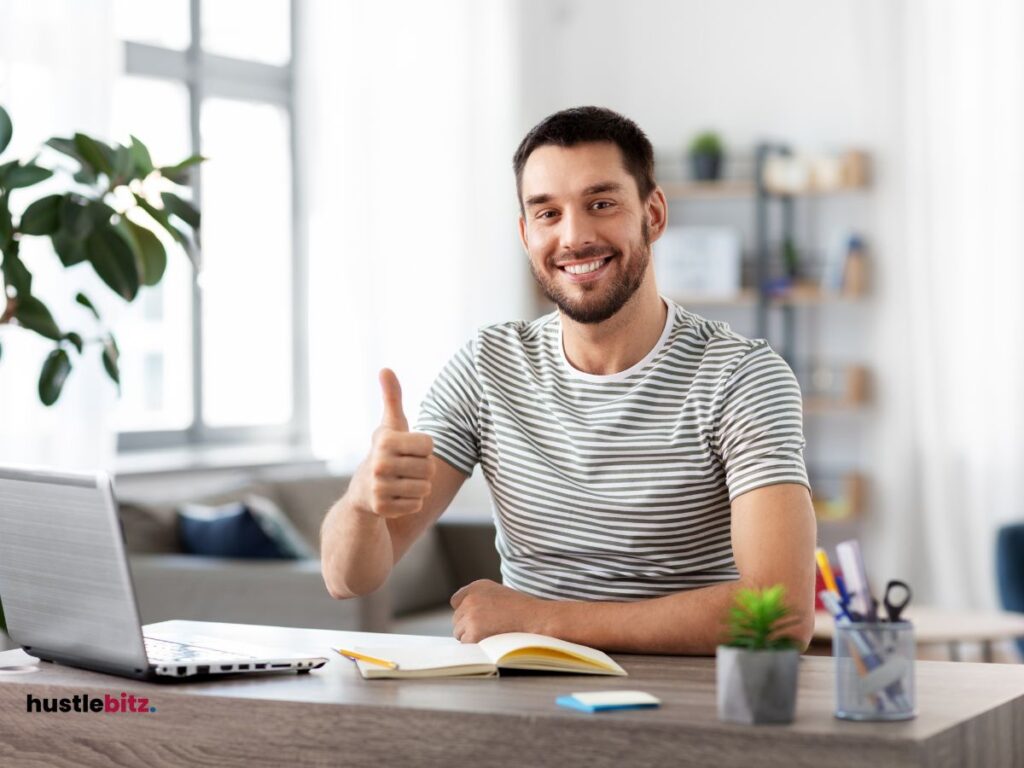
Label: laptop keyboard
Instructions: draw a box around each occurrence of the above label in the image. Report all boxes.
[144,637,255,663]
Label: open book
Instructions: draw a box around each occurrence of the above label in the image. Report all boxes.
[344,632,627,679]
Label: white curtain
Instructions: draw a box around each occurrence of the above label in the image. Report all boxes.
[298,0,530,467]
[871,0,1024,610]
[0,0,119,469]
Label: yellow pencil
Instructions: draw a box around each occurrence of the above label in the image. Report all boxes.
[335,648,400,670]
[815,548,840,595]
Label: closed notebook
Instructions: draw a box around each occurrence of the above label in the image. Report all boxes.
[346,632,627,679]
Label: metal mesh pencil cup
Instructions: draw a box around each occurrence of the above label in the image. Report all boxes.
[833,621,916,721]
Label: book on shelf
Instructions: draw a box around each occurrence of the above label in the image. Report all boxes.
[341,632,627,680]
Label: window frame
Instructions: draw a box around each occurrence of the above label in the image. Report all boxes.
[116,0,309,453]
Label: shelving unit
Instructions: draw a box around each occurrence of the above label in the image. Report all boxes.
[661,142,872,526]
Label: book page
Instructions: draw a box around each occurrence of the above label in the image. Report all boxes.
[352,642,493,676]
[477,633,626,675]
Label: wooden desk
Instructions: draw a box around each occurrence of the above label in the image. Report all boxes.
[814,607,1024,661]
[1,620,1022,768]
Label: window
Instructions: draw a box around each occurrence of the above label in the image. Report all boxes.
[112,0,306,451]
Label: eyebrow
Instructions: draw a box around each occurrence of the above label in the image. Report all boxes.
[523,181,625,209]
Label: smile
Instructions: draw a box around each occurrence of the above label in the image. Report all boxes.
[557,256,614,283]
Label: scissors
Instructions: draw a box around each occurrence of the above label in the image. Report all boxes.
[882,579,913,622]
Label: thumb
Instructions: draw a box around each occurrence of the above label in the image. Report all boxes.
[378,368,409,431]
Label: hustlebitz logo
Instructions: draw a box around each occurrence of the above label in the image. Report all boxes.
[26,692,156,714]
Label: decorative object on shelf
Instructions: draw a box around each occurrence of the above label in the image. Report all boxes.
[0,104,204,405]
[687,131,724,181]
[760,149,870,194]
[654,226,741,299]
[811,472,866,521]
[717,584,802,725]
[821,232,869,296]
[804,364,870,408]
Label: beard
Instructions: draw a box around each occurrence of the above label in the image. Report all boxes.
[530,221,651,324]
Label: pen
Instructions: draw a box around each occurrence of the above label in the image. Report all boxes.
[836,539,874,619]
[335,648,400,670]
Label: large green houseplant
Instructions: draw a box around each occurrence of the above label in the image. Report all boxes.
[0,103,202,405]
[0,105,202,638]
[716,584,802,724]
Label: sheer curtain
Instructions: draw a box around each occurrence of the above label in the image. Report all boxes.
[0,0,119,469]
[298,0,529,467]
[871,0,1024,610]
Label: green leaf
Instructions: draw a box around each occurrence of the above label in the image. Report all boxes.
[63,332,83,354]
[3,163,53,190]
[38,348,72,406]
[134,193,190,249]
[86,228,140,301]
[0,194,12,246]
[51,230,87,267]
[19,193,62,235]
[158,154,206,185]
[2,250,32,296]
[45,137,79,161]
[129,135,154,176]
[102,335,120,390]
[15,294,61,340]
[160,191,200,230]
[73,133,113,177]
[75,292,100,320]
[121,219,166,285]
[0,105,12,156]
[111,144,134,182]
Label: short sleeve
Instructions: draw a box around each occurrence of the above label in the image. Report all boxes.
[713,343,810,501]
[414,339,482,476]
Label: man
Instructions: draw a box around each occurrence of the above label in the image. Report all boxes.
[321,106,816,655]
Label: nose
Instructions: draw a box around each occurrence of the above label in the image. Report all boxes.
[559,208,597,253]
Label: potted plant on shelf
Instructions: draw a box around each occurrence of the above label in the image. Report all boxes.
[0,103,203,405]
[717,584,802,725]
[688,131,724,182]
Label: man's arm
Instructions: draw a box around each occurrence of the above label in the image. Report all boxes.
[320,369,468,599]
[451,483,817,653]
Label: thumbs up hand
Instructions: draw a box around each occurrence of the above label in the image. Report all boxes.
[356,369,435,519]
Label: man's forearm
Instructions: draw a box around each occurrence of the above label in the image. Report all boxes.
[536,579,813,655]
[320,474,394,599]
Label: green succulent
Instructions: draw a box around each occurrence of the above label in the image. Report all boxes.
[724,584,801,651]
[0,103,204,406]
[688,131,724,157]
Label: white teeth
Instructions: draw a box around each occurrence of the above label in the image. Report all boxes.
[564,258,607,275]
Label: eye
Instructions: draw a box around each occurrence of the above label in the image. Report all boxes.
[535,209,559,220]
[591,200,615,210]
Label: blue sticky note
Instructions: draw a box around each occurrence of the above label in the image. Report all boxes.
[556,691,661,713]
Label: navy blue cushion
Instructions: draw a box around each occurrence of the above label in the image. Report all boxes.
[995,522,1024,656]
[177,501,293,560]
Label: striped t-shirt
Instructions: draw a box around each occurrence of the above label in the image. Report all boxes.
[415,298,809,602]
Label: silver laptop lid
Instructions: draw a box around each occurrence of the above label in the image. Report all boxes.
[0,465,149,671]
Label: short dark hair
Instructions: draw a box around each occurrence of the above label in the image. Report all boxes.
[512,106,656,210]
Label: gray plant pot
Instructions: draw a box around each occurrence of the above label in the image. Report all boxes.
[716,645,800,725]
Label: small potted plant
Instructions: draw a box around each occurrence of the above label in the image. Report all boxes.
[688,131,724,181]
[717,584,802,724]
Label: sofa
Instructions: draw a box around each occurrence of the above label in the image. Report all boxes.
[117,473,501,637]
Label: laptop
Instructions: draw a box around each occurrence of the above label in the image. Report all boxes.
[0,465,328,680]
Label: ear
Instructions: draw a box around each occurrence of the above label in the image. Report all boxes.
[518,215,529,252]
[645,187,669,244]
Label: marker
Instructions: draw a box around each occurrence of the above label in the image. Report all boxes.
[815,548,840,596]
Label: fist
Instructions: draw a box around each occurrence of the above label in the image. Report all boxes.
[361,368,435,518]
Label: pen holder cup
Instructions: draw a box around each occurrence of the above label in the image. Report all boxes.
[833,621,916,721]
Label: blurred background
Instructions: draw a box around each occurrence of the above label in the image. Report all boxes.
[2,0,1024,658]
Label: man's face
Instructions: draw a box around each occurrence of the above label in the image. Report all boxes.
[518,142,654,324]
